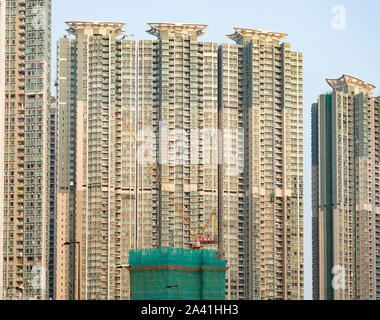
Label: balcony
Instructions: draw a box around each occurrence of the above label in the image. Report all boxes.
[17,145,25,152]
[18,29,26,37]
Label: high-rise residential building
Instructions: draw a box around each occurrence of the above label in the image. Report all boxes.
[139,22,220,254]
[56,22,304,301]
[218,41,244,300]
[139,22,227,294]
[1,0,52,300]
[56,32,77,301]
[56,21,229,300]
[48,97,57,299]
[56,21,137,300]
[312,74,380,300]
[0,0,6,300]
[220,28,304,300]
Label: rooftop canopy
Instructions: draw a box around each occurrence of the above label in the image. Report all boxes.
[227,27,288,43]
[65,21,126,36]
[327,74,376,94]
[147,22,208,38]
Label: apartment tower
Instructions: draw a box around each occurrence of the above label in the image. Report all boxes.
[0,0,6,300]
[56,21,137,300]
[57,22,304,301]
[137,22,225,292]
[139,25,305,300]
[139,22,220,253]
[220,28,304,300]
[48,97,57,299]
[57,22,228,299]
[1,0,52,299]
[312,75,380,300]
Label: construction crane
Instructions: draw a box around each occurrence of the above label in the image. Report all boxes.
[120,115,222,254]
[191,209,217,250]
[164,183,217,251]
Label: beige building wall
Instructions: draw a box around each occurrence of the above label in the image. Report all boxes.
[143,23,219,250]
[137,40,157,250]
[57,22,137,300]
[2,0,51,300]
[0,0,6,299]
[55,193,70,299]
[56,37,76,300]
[313,75,380,300]
[219,43,242,299]
[56,22,304,301]
[226,28,304,300]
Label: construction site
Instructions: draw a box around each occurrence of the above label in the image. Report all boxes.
[129,248,227,300]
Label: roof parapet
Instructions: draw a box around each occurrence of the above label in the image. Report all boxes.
[65,21,126,36]
[327,74,376,94]
[227,27,288,44]
[147,22,208,38]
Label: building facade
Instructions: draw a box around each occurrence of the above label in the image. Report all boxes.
[312,75,380,300]
[0,0,6,300]
[56,22,222,300]
[48,97,57,299]
[1,0,52,300]
[139,22,220,256]
[56,22,304,300]
[220,28,304,300]
[56,21,137,300]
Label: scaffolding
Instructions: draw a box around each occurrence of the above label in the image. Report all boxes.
[129,248,227,300]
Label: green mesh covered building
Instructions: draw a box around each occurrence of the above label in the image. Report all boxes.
[129,248,227,300]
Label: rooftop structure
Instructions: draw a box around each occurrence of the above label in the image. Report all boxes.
[313,76,380,300]
[227,27,288,43]
[147,22,208,37]
[65,21,126,36]
[326,74,376,94]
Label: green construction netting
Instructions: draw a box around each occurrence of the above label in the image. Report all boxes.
[129,248,226,300]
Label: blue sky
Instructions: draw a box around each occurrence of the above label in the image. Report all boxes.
[52,0,380,300]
